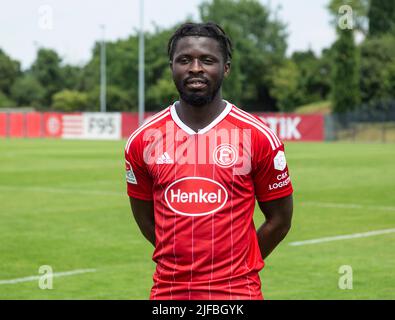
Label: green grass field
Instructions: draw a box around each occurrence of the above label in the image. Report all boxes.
[0,139,394,300]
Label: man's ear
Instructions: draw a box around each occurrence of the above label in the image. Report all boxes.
[224,61,231,77]
[169,60,173,70]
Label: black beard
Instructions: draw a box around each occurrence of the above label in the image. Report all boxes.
[177,77,223,107]
[179,91,216,107]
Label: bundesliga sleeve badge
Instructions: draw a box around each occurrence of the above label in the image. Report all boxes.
[125,160,138,184]
[273,150,287,171]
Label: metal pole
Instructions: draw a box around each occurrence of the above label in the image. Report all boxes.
[100,24,107,113]
[138,0,145,125]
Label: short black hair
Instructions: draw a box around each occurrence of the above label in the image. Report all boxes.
[168,22,233,63]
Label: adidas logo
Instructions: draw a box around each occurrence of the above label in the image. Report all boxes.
[156,152,174,164]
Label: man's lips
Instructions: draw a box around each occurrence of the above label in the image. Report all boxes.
[184,78,208,90]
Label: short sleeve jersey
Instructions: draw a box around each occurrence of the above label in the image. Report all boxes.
[125,101,293,299]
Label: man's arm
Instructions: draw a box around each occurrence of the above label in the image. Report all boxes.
[256,194,293,260]
[129,197,155,247]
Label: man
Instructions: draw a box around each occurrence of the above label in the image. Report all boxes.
[124,22,293,300]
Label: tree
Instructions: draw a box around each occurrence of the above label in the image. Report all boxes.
[30,48,64,107]
[87,86,135,112]
[144,26,179,110]
[146,68,179,108]
[199,0,287,111]
[368,0,395,36]
[291,49,332,105]
[77,1,288,111]
[82,36,139,111]
[79,47,101,93]
[11,74,45,108]
[0,48,21,96]
[270,59,300,111]
[316,48,335,101]
[81,25,181,111]
[359,35,395,102]
[331,29,360,113]
[62,64,83,91]
[327,0,362,113]
[386,60,395,98]
[52,90,89,111]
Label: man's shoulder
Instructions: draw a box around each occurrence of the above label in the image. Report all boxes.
[227,103,269,129]
[124,106,171,154]
[227,104,282,151]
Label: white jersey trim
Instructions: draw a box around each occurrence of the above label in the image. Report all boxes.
[170,101,232,135]
[229,111,277,150]
[231,106,282,147]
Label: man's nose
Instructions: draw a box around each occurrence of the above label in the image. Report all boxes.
[189,58,203,73]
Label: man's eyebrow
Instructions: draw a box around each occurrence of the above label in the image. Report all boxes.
[175,53,192,57]
[175,53,219,58]
[200,54,219,59]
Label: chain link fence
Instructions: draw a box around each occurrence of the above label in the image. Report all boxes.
[325,100,395,142]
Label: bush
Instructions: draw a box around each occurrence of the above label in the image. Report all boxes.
[87,86,135,111]
[52,90,89,111]
[360,35,395,102]
[0,91,16,108]
[11,75,45,108]
[270,60,301,112]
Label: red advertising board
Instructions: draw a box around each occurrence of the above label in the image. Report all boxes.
[121,113,139,139]
[26,112,42,138]
[0,113,7,137]
[0,111,325,141]
[43,113,62,138]
[255,113,324,141]
[9,113,25,137]
[121,112,155,138]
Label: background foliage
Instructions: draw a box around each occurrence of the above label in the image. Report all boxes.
[0,0,394,113]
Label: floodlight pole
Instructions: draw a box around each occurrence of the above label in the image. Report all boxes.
[138,0,145,125]
[100,24,107,113]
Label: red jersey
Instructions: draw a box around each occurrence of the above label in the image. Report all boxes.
[124,100,293,300]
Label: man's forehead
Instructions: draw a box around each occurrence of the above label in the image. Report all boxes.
[173,36,222,56]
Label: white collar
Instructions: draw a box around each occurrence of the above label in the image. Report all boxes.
[170,100,232,135]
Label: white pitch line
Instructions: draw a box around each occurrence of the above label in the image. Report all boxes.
[289,228,395,246]
[302,201,395,212]
[0,269,96,285]
[0,185,123,197]
[1,185,395,211]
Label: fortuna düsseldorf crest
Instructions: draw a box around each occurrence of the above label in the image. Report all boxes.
[213,144,238,168]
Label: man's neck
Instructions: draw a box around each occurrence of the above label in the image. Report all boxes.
[175,95,227,133]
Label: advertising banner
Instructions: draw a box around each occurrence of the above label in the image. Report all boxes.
[43,113,63,138]
[83,113,121,140]
[256,113,324,141]
[1,111,325,142]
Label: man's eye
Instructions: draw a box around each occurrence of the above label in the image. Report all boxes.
[179,58,190,64]
[203,58,214,64]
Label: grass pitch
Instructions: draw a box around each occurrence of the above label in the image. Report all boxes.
[0,139,394,299]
